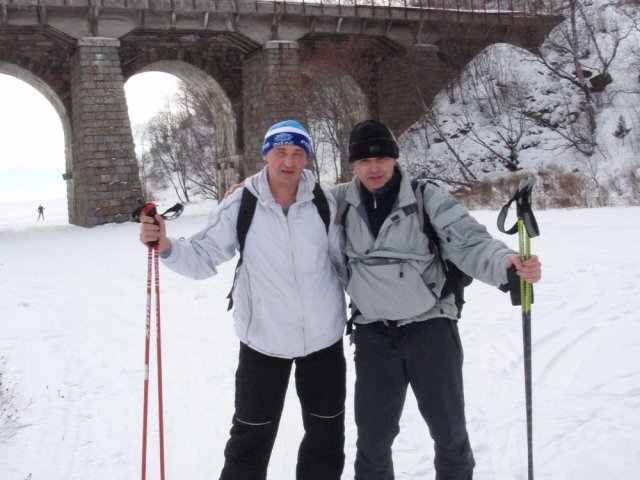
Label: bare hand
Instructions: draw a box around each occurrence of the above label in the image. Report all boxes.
[223,181,245,200]
[139,214,171,253]
[508,254,541,283]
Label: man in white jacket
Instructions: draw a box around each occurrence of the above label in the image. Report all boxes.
[139,120,348,480]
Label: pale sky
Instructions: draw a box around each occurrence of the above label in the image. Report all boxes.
[0,72,179,203]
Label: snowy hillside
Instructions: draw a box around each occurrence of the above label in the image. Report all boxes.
[1,199,639,479]
[399,0,640,207]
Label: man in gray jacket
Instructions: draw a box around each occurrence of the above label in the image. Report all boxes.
[139,120,347,480]
[332,120,542,480]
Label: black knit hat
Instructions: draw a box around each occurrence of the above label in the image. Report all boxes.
[348,119,399,162]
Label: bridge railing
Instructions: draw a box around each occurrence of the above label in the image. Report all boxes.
[204,1,546,17]
[259,0,546,15]
[253,1,547,15]
[3,0,549,19]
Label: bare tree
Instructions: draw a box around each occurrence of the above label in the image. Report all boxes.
[304,67,368,183]
[142,106,192,203]
[420,107,478,186]
[302,47,370,183]
[173,83,219,199]
[454,47,538,172]
[137,81,219,202]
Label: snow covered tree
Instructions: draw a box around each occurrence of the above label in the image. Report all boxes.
[613,115,632,142]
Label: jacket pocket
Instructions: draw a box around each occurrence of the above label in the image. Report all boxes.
[347,257,437,321]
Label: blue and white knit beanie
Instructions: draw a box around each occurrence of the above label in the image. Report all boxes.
[262,120,311,159]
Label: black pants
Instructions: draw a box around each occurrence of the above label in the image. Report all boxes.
[354,318,475,480]
[219,340,346,480]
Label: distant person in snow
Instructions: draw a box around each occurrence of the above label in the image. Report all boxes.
[333,120,542,480]
[138,120,348,480]
[37,205,45,221]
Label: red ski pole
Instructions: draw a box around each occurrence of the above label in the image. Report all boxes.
[141,245,152,480]
[154,244,166,480]
[140,204,166,480]
[133,201,183,480]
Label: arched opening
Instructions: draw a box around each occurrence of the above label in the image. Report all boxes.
[125,62,238,204]
[301,63,368,184]
[0,67,71,225]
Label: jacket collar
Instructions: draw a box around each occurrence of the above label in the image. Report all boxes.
[346,164,417,209]
[247,165,317,206]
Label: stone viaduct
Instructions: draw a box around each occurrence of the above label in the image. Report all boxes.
[0,0,561,226]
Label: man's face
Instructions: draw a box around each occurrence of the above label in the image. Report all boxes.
[352,157,397,192]
[264,145,308,189]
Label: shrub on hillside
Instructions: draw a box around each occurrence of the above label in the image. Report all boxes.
[0,357,21,443]
[452,166,621,210]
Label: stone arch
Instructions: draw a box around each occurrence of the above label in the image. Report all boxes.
[0,61,73,208]
[132,60,238,160]
[126,60,240,195]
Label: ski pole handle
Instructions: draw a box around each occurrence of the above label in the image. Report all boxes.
[497,177,540,238]
[142,203,159,248]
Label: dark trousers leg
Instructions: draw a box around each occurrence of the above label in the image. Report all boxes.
[219,343,292,480]
[295,340,347,480]
[407,319,475,480]
[353,327,408,480]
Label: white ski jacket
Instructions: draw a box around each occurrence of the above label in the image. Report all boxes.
[161,167,347,359]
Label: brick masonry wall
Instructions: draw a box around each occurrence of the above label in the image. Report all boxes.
[69,38,142,226]
[242,41,308,177]
[377,44,459,138]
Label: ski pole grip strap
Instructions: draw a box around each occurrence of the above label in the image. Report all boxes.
[131,203,184,222]
[497,177,540,238]
[497,197,519,235]
[522,209,540,239]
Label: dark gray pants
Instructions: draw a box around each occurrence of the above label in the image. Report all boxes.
[354,318,475,480]
[220,340,346,480]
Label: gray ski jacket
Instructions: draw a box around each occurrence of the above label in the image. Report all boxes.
[332,166,516,325]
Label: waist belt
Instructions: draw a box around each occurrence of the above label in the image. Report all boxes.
[358,320,427,350]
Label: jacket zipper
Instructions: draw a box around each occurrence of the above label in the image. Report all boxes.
[284,205,307,355]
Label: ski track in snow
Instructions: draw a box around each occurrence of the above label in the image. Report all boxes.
[1,201,639,479]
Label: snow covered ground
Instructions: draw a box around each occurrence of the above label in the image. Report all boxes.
[1,198,639,479]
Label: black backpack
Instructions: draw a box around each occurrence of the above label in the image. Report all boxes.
[226,183,330,311]
[411,180,473,319]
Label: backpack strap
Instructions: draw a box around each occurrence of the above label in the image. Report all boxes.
[411,179,472,319]
[237,187,259,254]
[227,187,258,311]
[311,182,330,234]
[411,179,446,271]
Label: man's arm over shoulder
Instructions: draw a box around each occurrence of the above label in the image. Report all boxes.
[329,182,350,206]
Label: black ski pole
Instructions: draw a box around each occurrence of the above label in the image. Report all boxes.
[497,177,540,480]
